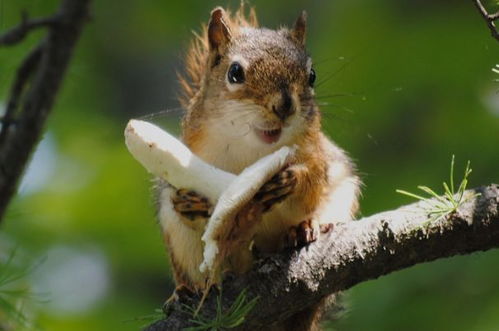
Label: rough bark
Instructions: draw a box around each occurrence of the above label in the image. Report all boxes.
[0,0,91,222]
[144,184,499,330]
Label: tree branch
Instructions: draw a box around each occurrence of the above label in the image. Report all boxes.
[0,45,44,143]
[144,184,499,330]
[472,0,499,42]
[0,12,60,47]
[0,0,91,222]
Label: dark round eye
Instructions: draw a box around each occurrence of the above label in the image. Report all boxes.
[308,68,316,87]
[227,62,245,84]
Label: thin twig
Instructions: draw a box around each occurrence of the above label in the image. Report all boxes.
[0,44,44,144]
[490,12,499,21]
[472,0,499,42]
[0,12,60,47]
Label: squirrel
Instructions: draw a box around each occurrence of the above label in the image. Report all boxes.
[155,5,360,331]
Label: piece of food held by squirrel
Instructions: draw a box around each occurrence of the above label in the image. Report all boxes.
[126,4,361,330]
[125,119,294,279]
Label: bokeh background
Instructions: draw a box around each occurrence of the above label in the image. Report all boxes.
[1,0,498,330]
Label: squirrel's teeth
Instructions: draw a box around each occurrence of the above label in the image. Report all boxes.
[256,127,282,144]
[264,129,279,136]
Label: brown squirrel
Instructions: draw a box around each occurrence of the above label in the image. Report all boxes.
[156,5,360,330]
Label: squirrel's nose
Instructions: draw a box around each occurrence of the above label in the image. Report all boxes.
[272,90,294,121]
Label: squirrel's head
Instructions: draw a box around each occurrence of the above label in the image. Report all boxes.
[187,7,318,150]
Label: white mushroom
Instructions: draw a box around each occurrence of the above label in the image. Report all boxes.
[125,119,234,201]
[124,119,294,273]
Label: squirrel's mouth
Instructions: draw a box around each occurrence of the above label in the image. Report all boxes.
[254,127,282,144]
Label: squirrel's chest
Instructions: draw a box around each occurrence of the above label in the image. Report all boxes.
[188,122,284,174]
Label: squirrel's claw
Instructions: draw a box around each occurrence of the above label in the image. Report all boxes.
[285,219,325,248]
[172,189,213,219]
[162,284,195,315]
[254,168,297,211]
[320,223,334,234]
[259,168,297,192]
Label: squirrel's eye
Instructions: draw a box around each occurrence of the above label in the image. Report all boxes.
[228,62,245,84]
[308,68,316,87]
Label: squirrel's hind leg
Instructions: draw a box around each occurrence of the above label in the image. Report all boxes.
[285,219,334,248]
[157,184,208,291]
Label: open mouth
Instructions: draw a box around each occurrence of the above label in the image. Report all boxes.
[254,127,282,144]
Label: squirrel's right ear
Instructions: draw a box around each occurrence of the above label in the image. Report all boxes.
[208,7,232,52]
[292,11,307,46]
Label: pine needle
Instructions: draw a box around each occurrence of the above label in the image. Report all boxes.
[183,288,259,331]
[125,308,166,328]
[0,249,40,329]
[396,155,479,225]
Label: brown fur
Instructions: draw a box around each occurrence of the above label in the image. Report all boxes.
[157,4,361,330]
[178,3,258,109]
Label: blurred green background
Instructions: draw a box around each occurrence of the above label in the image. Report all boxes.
[0,0,498,330]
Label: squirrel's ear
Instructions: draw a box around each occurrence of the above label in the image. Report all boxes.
[208,7,232,52]
[292,10,307,46]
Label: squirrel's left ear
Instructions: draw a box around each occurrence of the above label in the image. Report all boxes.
[208,7,232,53]
[292,11,307,46]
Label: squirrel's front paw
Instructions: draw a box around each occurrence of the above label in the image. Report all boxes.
[254,167,297,211]
[171,189,213,220]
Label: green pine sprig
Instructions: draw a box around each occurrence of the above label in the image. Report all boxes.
[182,288,259,331]
[0,249,41,329]
[396,155,479,225]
